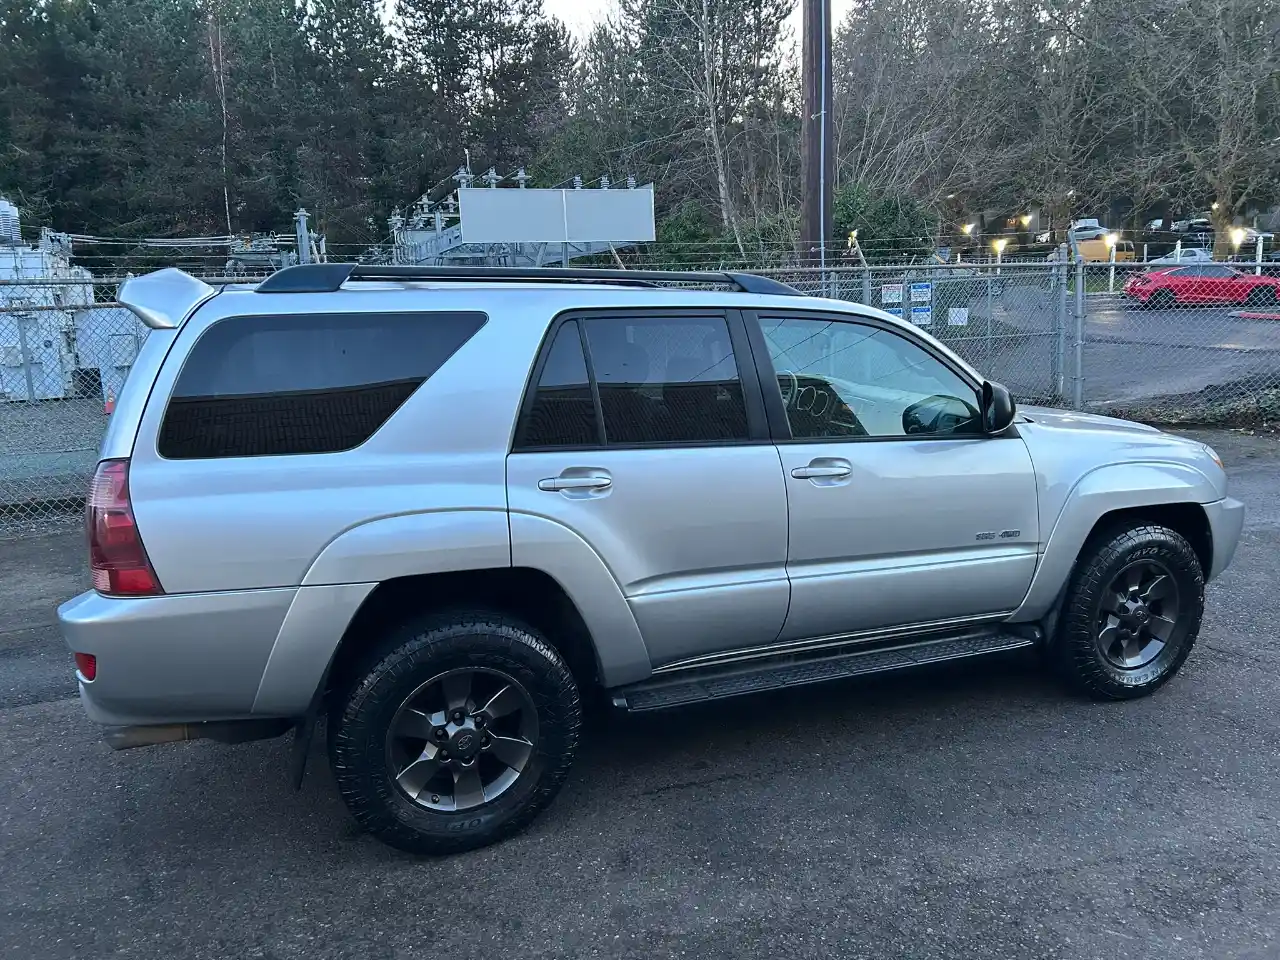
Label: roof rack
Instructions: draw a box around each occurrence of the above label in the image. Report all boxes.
[254,263,804,297]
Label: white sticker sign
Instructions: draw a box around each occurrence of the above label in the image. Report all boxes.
[910,282,932,303]
[880,283,903,305]
[948,307,970,326]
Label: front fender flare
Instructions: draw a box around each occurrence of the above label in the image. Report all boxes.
[1013,461,1218,620]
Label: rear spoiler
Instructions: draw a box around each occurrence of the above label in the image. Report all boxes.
[118,268,218,330]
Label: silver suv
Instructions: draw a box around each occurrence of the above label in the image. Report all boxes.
[59,264,1244,854]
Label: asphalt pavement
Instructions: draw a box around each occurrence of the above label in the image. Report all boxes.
[1081,300,1280,405]
[3,429,1280,960]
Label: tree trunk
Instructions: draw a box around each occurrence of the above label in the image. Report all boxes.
[701,0,743,256]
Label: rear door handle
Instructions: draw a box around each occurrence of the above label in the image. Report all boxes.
[791,460,853,480]
[538,475,612,492]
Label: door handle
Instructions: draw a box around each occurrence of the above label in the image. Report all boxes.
[538,475,612,492]
[791,460,852,480]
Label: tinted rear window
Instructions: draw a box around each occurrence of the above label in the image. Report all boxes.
[159,311,486,459]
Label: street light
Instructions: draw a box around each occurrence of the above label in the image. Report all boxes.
[1230,226,1247,250]
[1104,232,1118,248]
[992,237,1008,274]
[1019,214,1032,227]
[960,222,975,236]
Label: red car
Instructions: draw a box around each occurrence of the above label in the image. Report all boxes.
[1124,264,1280,308]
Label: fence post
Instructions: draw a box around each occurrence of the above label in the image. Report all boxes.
[1072,257,1086,409]
[986,271,994,370]
[861,265,872,305]
[1053,244,1067,399]
[15,312,38,402]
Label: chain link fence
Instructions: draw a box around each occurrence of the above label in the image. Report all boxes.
[1,278,149,535]
[3,258,1279,537]
[1075,260,1280,426]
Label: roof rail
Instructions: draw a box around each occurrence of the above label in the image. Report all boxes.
[254,263,804,297]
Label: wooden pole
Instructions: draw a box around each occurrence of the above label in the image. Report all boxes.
[799,0,834,266]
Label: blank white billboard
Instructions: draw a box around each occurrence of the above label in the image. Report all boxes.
[458,187,655,244]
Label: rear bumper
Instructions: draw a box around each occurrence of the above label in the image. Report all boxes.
[58,587,296,727]
[1204,497,1245,581]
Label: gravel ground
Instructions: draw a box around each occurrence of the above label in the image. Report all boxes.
[1,429,1278,960]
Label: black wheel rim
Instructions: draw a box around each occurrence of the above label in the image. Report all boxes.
[386,668,539,812]
[1095,560,1182,669]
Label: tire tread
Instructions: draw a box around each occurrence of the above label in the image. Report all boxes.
[328,609,581,855]
[1053,523,1205,701]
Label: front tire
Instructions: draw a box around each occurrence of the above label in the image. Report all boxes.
[1052,524,1205,700]
[329,611,581,855]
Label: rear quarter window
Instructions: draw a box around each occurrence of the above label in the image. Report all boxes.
[158,311,486,459]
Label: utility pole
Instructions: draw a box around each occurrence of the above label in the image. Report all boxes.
[800,0,834,267]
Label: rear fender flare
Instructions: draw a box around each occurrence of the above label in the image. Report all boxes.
[509,512,651,688]
[253,509,510,716]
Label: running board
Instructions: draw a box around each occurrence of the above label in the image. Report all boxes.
[612,631,1035,712]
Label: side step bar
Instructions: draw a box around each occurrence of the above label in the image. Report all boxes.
[612,631,1035,712]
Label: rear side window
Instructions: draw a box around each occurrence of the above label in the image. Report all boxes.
[514,313,751,450]
[584,316,748,444]
[159,312,486,459]
[514,321,603,448]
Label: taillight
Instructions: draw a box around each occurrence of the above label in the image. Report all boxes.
[74,652,97,681]
[86,459,163,596]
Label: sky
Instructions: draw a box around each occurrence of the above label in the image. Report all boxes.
[544,0,857,39]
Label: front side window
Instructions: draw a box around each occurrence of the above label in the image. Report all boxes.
[159,311,485,458]
[760,315,982,439]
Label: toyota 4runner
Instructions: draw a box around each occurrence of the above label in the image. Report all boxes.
[58,263,1244,854]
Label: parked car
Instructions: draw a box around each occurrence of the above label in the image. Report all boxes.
[1172,218,1215,248]
[59,264,1243,854]
[1147,247,1213,266]
[1123,263,1280,307]
[1076,236,1135,262]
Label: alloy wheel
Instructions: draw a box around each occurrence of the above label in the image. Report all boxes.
[386,668,539,812]
[1095,560,1182,669]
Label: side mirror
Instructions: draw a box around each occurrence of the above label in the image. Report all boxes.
[981,381,1016,434]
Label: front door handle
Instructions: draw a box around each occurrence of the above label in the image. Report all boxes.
[538,475,612,492]
[791,460,853,480]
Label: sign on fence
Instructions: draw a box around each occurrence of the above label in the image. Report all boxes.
[880,283,903,305]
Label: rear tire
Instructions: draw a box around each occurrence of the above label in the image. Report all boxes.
[1150,289,1176,309]
[328,611,581,855]
[1051,524,1205,700]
